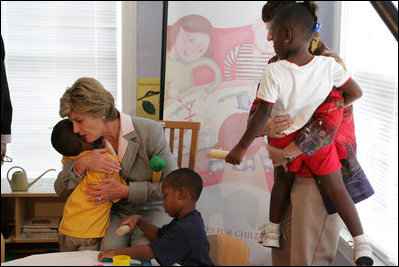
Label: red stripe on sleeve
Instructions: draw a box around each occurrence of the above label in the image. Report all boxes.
[337,77,352,88]
[258,98,275,105]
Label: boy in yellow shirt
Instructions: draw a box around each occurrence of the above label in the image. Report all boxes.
[51,119,126,251]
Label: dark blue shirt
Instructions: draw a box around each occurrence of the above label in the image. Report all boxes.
[149,210,214,266]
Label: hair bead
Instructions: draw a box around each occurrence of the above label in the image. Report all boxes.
[314,22,322,33]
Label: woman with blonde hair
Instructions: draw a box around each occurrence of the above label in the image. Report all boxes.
[55,77,178,250]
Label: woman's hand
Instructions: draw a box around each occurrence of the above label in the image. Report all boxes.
[97,249,118,262]
[74,148,121,175]
[86,178,129,205]
[258,115,293,138]
[266,145,288,172]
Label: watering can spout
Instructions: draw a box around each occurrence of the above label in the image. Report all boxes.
[27,168,56,189]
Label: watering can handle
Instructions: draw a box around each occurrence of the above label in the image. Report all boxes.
[7,166,26,181]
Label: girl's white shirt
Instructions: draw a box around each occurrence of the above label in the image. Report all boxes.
[257,55,351,135]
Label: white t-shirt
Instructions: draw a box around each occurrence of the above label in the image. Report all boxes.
[257,55,351,135]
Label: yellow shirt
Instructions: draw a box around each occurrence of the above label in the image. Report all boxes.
[58,151,126,238]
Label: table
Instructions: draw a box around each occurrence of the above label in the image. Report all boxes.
[1,250,159,266]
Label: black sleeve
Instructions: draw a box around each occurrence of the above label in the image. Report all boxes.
[1,35,13,136]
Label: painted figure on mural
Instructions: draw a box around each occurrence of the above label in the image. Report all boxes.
[223,21,274,82]
[164,12,276,192]
[208,113,274,191]
[166,14,222,99]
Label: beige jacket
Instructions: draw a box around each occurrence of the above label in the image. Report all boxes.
[54,116,178,216]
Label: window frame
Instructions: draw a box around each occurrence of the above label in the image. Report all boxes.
[334,1,398,266]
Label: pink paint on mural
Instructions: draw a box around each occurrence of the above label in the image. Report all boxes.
[212,22,274,81]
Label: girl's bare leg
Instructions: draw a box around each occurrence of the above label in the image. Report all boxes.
[316,169,373,265]
[316,169,363,237]
[269,166,295,223]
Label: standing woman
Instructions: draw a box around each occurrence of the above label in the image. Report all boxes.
[250,1,374,265]
[54,77,178,250]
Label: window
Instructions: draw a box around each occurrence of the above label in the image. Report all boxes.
[340,1,398,264]
[1,1,120,179]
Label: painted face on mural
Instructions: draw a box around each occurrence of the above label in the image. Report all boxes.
[175,27,211,62]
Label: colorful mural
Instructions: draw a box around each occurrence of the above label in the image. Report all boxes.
[163,2,275,265]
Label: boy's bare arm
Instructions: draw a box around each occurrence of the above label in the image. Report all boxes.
[120,215,159,241]
[136,216,159,241]
[340,78,363,106]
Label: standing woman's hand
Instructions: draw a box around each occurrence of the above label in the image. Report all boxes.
[258,115,293,138]
[74,148,121,175]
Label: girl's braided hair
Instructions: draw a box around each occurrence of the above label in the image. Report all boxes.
[272,1,319,41]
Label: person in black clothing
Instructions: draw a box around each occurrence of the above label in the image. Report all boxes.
[97,168,214,266]
[1,35,13,166]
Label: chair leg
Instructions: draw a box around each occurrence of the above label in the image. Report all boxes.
[1,233,5,263]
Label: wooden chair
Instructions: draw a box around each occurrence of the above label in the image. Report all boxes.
[159,120,201,171]
[207,234,250,266]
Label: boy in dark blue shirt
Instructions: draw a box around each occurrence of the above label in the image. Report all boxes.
[97,168,214,266]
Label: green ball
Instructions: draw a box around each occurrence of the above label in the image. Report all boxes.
[149,156,166,172]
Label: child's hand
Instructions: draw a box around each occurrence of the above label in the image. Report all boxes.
[225,146,246,165]
[97,249,117,262]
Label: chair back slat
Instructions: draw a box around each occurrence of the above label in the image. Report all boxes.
[159,120,201,170]
[169,128,175,154]
[177,128,184,168]
[189,128,200,170]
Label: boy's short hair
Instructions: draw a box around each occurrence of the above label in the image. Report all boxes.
[51,119,82,156]
[163,168,203,202]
